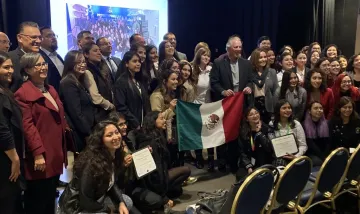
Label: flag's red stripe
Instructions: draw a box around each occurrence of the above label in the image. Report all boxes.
[222,92,245,142]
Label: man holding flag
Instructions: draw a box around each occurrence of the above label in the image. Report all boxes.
[207,35,252,173]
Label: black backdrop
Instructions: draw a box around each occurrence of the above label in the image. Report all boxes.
[0,0,357,58]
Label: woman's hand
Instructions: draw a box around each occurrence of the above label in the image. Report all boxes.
[9,157,21,182]
[123,154,133,167]
[147,146,153,153]
[169,99,177,111]
[255,121,262,132]
[167,199,174,208]
[34,154,46,172]
[247,168,253,174]
[283,153,296,160]
[118,202,129,214]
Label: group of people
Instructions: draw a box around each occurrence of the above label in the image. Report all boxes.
[0,20,360,214]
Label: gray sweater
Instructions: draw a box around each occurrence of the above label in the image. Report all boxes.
[274,86,307,120]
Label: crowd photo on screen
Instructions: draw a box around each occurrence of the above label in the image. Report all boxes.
[1,4,360,214]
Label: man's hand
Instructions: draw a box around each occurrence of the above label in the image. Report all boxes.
[9,157,21,182]
[34,154,46,172]
[243,87,252,94]
[223,89,235,97]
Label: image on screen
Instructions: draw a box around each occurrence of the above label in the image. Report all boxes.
[66,4,159,58]
[50,0,168,58]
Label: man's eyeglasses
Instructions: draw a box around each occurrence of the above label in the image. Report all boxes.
[34,62,48,69]
[0,40,12,46]
[19,34,43,41]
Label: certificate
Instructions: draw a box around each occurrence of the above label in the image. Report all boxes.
[131,148,157,178]
[271,134,299,158]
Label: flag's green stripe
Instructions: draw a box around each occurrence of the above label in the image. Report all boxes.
[176,100,203,151]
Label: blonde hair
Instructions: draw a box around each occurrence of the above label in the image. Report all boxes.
[191,47,211,84]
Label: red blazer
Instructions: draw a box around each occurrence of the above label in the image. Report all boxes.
[14,81,68,180]
[307,88,335,120]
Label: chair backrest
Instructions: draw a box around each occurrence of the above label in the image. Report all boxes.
[346,145,360,181]
[267,156,312,212]
[231,168,274,214]
[316,147,349,193]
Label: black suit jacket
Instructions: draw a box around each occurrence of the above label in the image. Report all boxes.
[103,56,121,83]
[8,47,25,92]
[114,71,150,129]
[210,56,253,101]
[59,76,95,151]
[39,49,64,92]
[0,89,25,193]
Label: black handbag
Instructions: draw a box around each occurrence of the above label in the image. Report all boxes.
[58,179,80,214]
[193,164,280,214]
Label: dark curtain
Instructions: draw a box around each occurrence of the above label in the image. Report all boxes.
[168,0,281,60]
[0,0,51,51]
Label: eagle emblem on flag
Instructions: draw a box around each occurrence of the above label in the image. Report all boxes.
[205,114,220,130]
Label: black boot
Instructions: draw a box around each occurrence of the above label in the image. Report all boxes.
[207,157,215,172]
[195,159,204,169]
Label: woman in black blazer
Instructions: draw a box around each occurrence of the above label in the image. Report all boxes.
[114,51,150,130]
[60,50,96,152]
[0,51,24,214]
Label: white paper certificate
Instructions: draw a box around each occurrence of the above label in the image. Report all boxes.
[131,148,157,178]
[271,134,298,158]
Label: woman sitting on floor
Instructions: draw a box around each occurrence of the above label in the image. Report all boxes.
[135,111,191,213]
[59,121,135,214]
[236,107,274,181]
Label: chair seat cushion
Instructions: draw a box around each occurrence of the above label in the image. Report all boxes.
[309,166,321,182]
[299,182,323,206]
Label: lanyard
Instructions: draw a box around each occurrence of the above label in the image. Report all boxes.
[250,135,255,151]
[278,123,291,136]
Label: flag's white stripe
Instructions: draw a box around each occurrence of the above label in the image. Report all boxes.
[199,100,225,149]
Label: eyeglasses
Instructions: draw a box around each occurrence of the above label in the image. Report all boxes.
[44,34,58,39]
[0,40,12,46]
[19,34,43,41]
[341,80,352,85]
[34,62,48,69]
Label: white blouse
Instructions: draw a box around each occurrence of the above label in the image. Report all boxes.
[194,65,212,104]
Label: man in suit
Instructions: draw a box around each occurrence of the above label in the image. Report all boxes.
[163,32,187,61]
[39,26,64,92]
[0,32,11,52]
[129,33,145,46]
[8,21,42,92]
[210,35,252,173]
[96,37,121,84]
[77,30,94,50]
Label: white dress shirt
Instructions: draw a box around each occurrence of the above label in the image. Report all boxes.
[40,47,64,76]
[194,65,212,104]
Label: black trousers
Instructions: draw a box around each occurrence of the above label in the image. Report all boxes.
[0,178,22,214]
[24,175,59,214]
[131,166,190,213]
[217,140,239,172]
[195,148,214,161]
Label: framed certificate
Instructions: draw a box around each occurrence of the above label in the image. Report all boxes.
[131,148,157,178]
[271,134,299,158]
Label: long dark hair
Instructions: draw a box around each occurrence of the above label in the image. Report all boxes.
[73,121,124,192]
[0,51,11,89]
[302,101,329,139]
[304,68,327,93]
[117,51,144,84]
[240,107,260,139]
[280,70,298,99]
[158,68,178,105]
[158,40,180,64]
[145,45,158,78]
[273,99,295,130]
[332,96,359,123]
[62,50,85,87]
[346,54,360,72]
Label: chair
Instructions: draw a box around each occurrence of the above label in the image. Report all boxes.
[331,145,360,213]
[231,168,274,214]
[297,147,349,214]
[265,156,313,214]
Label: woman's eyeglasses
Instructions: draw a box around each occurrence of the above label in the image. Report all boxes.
[34,62,48,69]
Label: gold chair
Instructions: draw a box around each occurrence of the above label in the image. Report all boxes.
[331,145,360,213]
[231,168,274,214]
[296,147,349,214]
[264,156,312,214]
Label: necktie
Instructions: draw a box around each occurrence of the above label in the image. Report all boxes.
[107,57,117,81]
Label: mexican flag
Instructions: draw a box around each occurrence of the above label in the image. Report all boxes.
[176,92,244,151]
